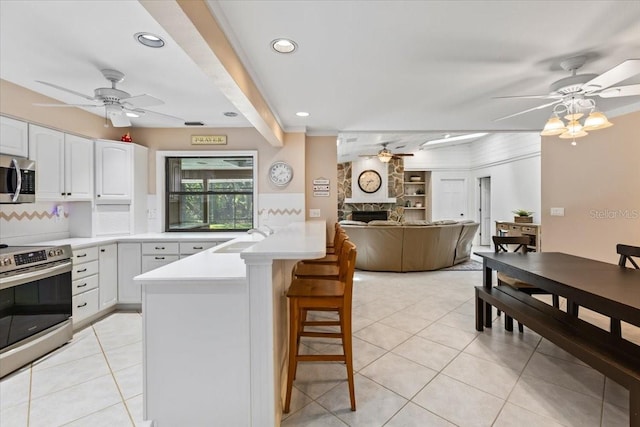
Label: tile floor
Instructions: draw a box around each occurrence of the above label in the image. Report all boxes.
[1,268,636,426]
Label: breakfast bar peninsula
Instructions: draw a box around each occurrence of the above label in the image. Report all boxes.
[134,221,326,427]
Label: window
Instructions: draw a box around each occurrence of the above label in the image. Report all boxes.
[165,156,255,231]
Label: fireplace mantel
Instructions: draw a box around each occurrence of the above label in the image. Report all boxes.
[344,197,397,204]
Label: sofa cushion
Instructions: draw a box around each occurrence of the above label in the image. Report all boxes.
[342,225,404,272]
[368,220,402,226]
[403,220,433,226]
[339,220,368,226]
[432,220,458,225]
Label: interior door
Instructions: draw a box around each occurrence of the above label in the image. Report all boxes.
[439,178,467,220]
[479,177,492,245]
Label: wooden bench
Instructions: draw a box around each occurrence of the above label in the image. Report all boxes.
[475,285,640,424]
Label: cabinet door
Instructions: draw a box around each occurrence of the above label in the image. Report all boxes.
[95,140,132,203]
[29,124,64,201]
[65,134,93,200]
[0,116,29,157]
[117,243,142,303]
[99,243,118,309]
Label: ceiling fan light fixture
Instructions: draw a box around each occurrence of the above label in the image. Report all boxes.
[583,111,613,131]
[135,32,165,48]
[559,129,588,139]
[125,112,140,118]
[564,113,583,121]
[540,117,566,136]
[565,120,584,134]
[378,152,393,163]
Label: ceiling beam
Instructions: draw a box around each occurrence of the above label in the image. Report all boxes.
[140,0,284,147]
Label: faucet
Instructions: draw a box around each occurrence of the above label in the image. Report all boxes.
[248,228,271,238]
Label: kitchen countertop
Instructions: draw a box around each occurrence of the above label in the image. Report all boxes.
[36,232,245,249]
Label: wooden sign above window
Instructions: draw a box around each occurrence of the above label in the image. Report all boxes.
[191,135,227,145]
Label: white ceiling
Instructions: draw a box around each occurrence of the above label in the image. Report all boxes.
[1,1,639,157]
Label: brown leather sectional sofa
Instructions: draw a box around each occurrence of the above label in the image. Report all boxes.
[340,221,480,272]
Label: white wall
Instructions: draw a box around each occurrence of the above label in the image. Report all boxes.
[405,133,541,241]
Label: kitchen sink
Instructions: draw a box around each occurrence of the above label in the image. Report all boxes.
[213,241,257,253]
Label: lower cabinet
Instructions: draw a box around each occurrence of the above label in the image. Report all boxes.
[72,288,100,324]
[71,246,100,325]
[118,243,142,304]
[99,244,118,310]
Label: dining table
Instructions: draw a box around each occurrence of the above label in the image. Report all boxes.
[475,251,640,425]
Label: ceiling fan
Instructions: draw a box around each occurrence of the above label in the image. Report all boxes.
[359,142,414,163]
[494,57,640,122]
[34,68,183,127]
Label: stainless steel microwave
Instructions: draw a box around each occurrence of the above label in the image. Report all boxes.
[0,155,36,203]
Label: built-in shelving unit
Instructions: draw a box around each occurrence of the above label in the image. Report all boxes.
[403,170,432,221]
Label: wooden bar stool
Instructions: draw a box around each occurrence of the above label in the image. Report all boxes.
[326,222,343,254]
[284,240,357,413]
[300,228,348,265]
[291,232,347,279]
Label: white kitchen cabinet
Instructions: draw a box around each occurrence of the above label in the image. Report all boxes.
[118,243,142,303]
[95,140,132,203]
[28,124,93,201]
[0,116,29,157]
[142,255,179,272]
[71,246,100,326]
[99,243,118,310]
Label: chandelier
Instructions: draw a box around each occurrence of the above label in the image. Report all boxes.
[540,96,612,139]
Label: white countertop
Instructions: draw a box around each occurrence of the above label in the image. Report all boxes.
[36,232,245,249]
[134,221,327,283]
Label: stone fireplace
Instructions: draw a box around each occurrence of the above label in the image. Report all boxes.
[351,210,388,222]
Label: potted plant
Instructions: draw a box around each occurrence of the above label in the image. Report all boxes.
[512,209,534,223]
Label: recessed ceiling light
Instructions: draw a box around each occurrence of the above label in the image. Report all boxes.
[271,38,297,54]
[223,111,238,117]
[296,111,309,117]
[125,112,140,118]
[135,32,165,48]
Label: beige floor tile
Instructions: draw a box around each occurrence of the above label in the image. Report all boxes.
[360,352,437,399]
[29,374,121,427]
[316,374,407,426]
[125,394,144,426]
[601,401,629,427]
[392,336,458,371]
[351,301,401,322]
[0,365,31,410]
[435,311,478,333]
[289,362,348,399]
[493,402,565,427]
[351,337,387,371]
[353,322,411,350]
[104,340,143,372]
[282,387,314,420]
[379,311,434,335]
[0,401,28,427]
[442,352,520,399]
[385,402,455,427]
[64,402,134,427]
[522,352,604,399]
[113,363,143,400]
[281,402,348,426]
[30,352,110,399]
[604,378,629,410]
[402,302,451,322]
[463,334,535,372]
[32,327,101,371]
[412,374,504,426]
[536,338,589,366]
[508,375,603,427]
[417,322,478,350]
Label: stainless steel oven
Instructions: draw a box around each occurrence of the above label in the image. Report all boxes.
[0,244,73,377]
[0,155,36,204]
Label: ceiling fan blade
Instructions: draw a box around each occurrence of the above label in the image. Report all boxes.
[494,99,562,121]
[597,84,640,98]
[123,94,164,108]
[108,110,132,127]
[583,59,640,92]
[33,103,101,108]
[358,154,376,157]
[36,80,96,101]
[136,108,184,122]
[392,153,414,157]
[492,94,560,100]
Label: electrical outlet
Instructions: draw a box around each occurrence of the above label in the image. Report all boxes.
[309,209,321,218]
[550,207,565,216]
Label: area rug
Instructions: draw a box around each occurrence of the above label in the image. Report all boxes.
[441,259,483,271]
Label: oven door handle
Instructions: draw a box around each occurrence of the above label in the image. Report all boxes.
[11,158,22,203]
[0,261,72,290]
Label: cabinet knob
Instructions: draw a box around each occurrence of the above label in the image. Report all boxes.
[100,249,105,252]
[97,194,101,197]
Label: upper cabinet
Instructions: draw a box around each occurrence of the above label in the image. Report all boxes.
[29,124,93,201]
[0,116,29,158]
[95,140,132,203]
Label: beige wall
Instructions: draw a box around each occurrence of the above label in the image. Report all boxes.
[541,110,640,263]
[305,136,338,241]
[0,79,122,140]
[130,127,305,194]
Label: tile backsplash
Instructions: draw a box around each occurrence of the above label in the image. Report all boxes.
[0,202,71,244]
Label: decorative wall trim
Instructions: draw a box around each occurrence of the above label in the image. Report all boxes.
[258,208,302,216]
[0,210,69,221]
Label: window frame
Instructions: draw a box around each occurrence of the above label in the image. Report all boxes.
[155,150,258,233]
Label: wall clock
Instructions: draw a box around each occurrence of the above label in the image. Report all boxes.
[357,169,382,193]
[269,161,294,186]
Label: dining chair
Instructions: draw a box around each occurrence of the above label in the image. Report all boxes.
[493,235,560,332]
[284,240,357,413]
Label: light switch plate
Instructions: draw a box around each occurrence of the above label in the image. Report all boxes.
[309,209,321,218]
[550,207,565,216]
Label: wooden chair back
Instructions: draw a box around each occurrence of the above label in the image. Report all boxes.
[617,244,640,269]
[339,240,357,305]
[493,236,531,254]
